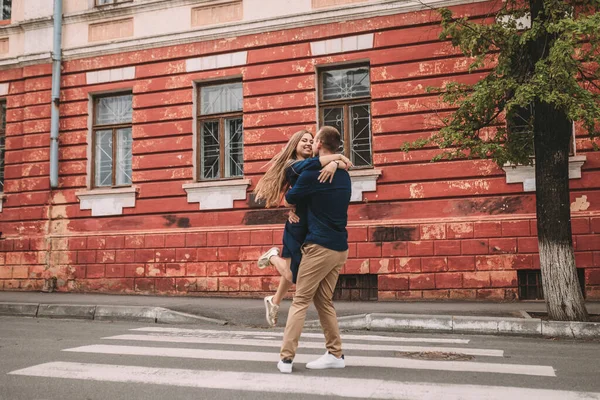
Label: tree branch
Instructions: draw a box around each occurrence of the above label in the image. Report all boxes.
[577,65,600,92]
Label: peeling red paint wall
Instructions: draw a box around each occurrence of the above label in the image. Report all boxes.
[0,1,599,299]
[2,218,600,300]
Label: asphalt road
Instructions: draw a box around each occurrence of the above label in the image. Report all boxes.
[1,316,599,400]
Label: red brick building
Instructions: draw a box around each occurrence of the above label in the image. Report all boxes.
[0,0,598,300]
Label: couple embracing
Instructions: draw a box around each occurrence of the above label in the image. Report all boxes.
[254,126,352,374]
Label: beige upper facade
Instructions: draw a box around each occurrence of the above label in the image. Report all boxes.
[0,0,470,68]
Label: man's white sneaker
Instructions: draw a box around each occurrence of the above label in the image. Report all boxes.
[258,247,280,269]
[277,359,293,374]
[264,295,279,327]
[305,352,345,370]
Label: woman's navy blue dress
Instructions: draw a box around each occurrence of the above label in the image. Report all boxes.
[281,157,321,283]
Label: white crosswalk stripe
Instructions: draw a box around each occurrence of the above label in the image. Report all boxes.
[103,334,503,357]
[64,344,555,376]
[130,326,472,344]
[8,362,600,400]
[7,326,600,399]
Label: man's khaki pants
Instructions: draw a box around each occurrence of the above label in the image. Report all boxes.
[280,243,348,360]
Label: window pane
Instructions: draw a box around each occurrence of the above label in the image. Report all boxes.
[201,121,220,179]
[200,82,243,115]
[95,94,133,125]
[1,0,11,20]
[323,107,345,154]
[225,117,243,178]
[322,67,370,101]
[95,130,113,187]
[115,128,132,186]
[350,104,372,167]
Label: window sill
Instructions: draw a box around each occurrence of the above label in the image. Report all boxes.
[503,155,586,192]
[349,169,382,202]
[183,179,251,210]
[76,186,138,216]
[95,1,134,9]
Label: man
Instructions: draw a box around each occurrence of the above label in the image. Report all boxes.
[278,126,352,374]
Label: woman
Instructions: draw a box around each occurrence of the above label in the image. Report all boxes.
[253,129,351,327]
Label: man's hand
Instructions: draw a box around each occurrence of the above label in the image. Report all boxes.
[318,161,338,183]
[288,209,300,224]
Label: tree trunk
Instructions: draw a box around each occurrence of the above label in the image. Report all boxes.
[529,0,588,322]
[533,100,588,321]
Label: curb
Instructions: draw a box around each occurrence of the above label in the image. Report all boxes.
[306,313,600,339]
[0,302,39,317]
[38,304,96,320]
[0,302,228,326]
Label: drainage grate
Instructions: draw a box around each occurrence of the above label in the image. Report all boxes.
[518,269,586,300]
[333,274,378,301]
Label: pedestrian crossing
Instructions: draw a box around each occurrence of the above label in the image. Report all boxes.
[8,326,600,399]
[131,326,473,344]
[102,333,503,357]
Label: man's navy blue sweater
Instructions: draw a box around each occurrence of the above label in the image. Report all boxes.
[285,168,351,252]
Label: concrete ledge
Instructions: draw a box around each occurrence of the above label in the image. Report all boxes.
[0,302,226,325]
[94,305,158,322]
[37,304,96,320]
[156,308,227,326]
[1,300,598,337]
[498,318,542,335]
[370,313,453,332]
[305,312,598,338]
[542,321,600,339]
[452,316,543,335]
[542,321,576,338]
[0,302,39,317]
[453,315,501,334]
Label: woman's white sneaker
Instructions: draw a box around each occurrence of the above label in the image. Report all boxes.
[258,247,280,269]
[305,352,345,369]
[263,295,279,327]
[277,359,293,374]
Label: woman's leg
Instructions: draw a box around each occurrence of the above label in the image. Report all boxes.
[269,255,293,283]
[264,257,293,326]
[273,274,294,305]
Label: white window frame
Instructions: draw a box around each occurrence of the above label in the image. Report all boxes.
[195,80,244,181]
[317,63,373,169]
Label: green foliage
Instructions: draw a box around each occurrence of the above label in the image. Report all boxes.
[404,0,600,166]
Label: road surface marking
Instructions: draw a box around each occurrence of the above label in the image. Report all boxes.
[104,334,503,357]
[131,327,470,344]
[10,362,595,400]
[64,344,555,376]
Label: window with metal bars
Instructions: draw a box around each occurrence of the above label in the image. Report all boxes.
[318,65,372,168]
[92,93,133,188]
[507,105,575,159]
[0,100,5,192]
[0,0,10,20]
[333,274,378,301]
[517,269,586,300]
[198,81,244,180]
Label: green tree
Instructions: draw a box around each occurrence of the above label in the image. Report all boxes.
[406,0,600,321]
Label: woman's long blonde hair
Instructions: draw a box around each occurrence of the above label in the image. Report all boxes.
[253,130,313,208]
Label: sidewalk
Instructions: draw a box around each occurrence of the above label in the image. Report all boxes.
[1,291,599,338]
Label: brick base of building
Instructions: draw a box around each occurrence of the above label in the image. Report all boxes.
[1,217,599,300]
